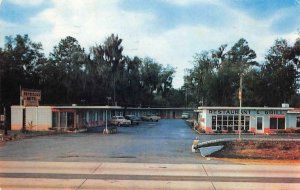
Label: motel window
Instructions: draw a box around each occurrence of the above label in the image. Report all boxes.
[52,112,59,128]
[60,112,67,128]
[270,117,285,130]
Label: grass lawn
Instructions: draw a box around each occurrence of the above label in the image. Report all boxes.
[210,140,300,160]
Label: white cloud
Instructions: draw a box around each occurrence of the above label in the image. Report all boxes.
[1,0,299,88]
[30,0,154,54]
[7,0,44,6]
[0,19,20,45]
[224,4,299,62]
[164,0,221,6]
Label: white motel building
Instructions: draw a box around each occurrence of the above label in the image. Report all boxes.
[10,105,194,131]
[195,106,300,134]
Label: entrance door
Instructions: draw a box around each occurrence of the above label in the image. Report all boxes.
[256,116,263,133]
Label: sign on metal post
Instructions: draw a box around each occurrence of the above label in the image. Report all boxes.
[238,88,242,100]
[0,115,4,122]
[21,89,41,106]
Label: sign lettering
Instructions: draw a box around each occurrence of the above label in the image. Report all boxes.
[208,109,284,115]
[21,89,41,106]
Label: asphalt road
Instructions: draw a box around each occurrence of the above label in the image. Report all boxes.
[0,119,299,164]
[0,161,299,190]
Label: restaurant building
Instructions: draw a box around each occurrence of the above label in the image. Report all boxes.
[195,106,300,134]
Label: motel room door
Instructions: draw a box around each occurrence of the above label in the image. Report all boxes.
[256,116,263,133]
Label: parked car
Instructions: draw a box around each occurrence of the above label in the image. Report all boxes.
[125,115,141,125]
[141,114,161,122]
[110,116,131,126]
[181,112,189,119]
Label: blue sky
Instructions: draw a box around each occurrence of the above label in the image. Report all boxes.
[0,0,300,88]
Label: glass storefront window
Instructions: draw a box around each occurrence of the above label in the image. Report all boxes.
[212,116,216,130]
[270,118,277,129]
[270,117,285,130]
[211,114,250,131]
[278,118,285,129]
[245,116,250,131]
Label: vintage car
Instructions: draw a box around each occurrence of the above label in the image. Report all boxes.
[110,116,131,126]
[141,114,161,122]
[124,115,141,125]
[181,112,190,119]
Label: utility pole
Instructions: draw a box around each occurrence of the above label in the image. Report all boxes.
[238,73,243,141]
[185,87,187,108]
[113,77,116,106]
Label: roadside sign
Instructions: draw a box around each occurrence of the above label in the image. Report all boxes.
[0,115,4,122]
[21,89,41,106]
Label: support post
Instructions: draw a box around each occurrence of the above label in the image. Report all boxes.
[66,112,68,129]
[74,111,77,130]
[58,112,61,130]
[36,107,38,131]
[4,107,7,135]
[22,107,26,133]
[105,110,108,134]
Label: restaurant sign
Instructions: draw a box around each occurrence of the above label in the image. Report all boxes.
[208,109,284,115]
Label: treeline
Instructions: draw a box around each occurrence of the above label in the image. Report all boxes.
[1,34,300,110]
[184,38,300,107]
[0,34,185,108]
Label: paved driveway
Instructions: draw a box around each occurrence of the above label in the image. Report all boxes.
[0,120,209,164]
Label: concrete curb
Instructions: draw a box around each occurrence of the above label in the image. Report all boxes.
[199,145,224,157]
[195,138,300,150]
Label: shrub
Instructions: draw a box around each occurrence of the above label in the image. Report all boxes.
[238,142,247,150]
[278,144,291,150]
[295,129,300,133]
[278,128,300,134]
[275,130,287,134]
[256,141,275,149]
[242,130,252,134]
